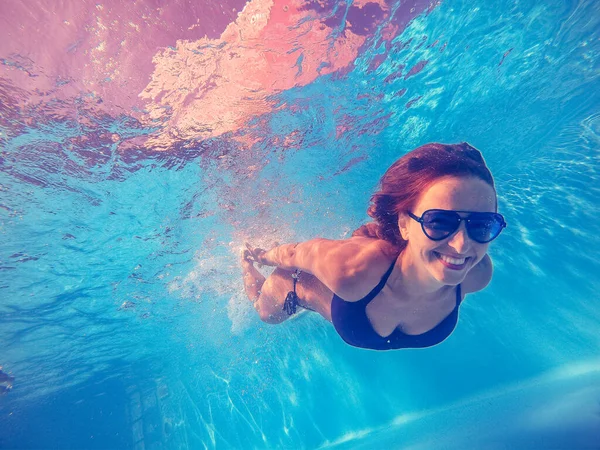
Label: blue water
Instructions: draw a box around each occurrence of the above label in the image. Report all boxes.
[1,0,599,448]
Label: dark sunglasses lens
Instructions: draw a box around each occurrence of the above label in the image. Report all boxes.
[421,211,460,239]
[467,214,504,243]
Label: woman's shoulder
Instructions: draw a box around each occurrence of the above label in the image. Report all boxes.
[324,236,398,267]
[330,237,400,301]
[462,254,493,294]
[342,235,398,251]
[310,235,396,257]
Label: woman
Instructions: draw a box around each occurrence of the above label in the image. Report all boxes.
[241,142,506,350]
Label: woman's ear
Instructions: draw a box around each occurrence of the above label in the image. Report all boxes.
[397,212,409,241]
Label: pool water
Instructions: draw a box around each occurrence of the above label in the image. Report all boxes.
[1,0,599,448]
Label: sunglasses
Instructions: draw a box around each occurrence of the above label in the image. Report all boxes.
[407,209,507,244]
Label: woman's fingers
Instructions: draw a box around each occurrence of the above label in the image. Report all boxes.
[244,242,256,258]
[244,242,265,267]
[242,249,253,261]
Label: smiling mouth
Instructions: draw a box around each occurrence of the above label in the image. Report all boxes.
[434,251,469,270]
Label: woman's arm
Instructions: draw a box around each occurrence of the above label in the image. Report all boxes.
[462,254,493,294]
[257,239,336,269]
[251,238,395,297]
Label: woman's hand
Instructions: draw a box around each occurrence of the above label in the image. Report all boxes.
[244,243,276,267]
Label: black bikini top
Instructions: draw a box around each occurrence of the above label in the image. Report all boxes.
[331,257,463,350]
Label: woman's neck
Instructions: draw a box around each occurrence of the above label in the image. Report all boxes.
[388,248,447,300]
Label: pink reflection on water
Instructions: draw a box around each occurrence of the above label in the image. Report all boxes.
[0,0,246,114]
[1,0,434,152]
[140,0,392,148]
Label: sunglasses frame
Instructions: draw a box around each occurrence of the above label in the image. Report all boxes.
[407,209,507,243]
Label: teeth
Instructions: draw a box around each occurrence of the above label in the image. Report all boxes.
[437,253,466,265]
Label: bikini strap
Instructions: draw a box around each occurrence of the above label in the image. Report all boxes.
[361,254,399,302]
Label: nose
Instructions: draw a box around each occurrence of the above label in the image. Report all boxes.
[446,222,471,254]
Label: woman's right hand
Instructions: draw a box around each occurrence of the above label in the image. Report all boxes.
[244,243,270,267]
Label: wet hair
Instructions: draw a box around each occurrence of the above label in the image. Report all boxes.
[352,142,496,248]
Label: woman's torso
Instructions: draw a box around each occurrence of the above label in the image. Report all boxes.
[329,254,464,350]
[292,237,465,350]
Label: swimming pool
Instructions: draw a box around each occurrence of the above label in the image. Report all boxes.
[1,0,599,448]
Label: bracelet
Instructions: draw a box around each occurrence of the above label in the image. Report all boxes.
[257,249,267,264]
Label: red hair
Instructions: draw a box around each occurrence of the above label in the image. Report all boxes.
[352,142,496,248]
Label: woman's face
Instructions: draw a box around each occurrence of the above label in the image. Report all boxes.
[400,176,497,286]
